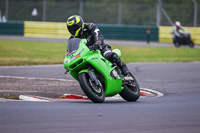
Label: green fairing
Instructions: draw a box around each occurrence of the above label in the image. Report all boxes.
[64,39,123,97]
[86,51,123,96]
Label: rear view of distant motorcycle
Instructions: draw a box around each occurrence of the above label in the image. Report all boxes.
[171,21,194,48]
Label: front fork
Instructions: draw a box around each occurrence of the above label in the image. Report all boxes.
[87,69,102,87]
[78,68,102,87]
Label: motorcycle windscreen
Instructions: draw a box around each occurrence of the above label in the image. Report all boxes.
[67,38,81,56]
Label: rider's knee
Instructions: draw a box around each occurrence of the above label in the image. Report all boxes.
[103,50,112,60]
[103,51,119,63]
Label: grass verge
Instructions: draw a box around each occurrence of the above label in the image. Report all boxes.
[0,39,200,66]
[0,93,19,100]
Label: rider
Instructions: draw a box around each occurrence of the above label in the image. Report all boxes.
[66,15,130,76]
[171,21,187,43]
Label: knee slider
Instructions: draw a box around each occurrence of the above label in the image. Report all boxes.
[104,51,113,60]
[105,52,118,63]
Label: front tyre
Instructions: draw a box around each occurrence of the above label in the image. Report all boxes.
[189,40,194,48]
[120,73,140,102]
[173,38,180,48]
[78,72,105,103]
[174,42,180,48]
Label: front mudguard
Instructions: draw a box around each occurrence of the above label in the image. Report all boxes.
[78,69,89,75]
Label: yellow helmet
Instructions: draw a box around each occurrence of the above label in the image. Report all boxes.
[66,15,84,37]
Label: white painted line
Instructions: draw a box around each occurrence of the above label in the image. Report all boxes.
[141,88,164,98]
[106,94,122,100]
[0,75,75,82]
[63,93,123,101]
[0,98,5,102]
[19,95,50,102]
[16,87,164,102]
[105,88,163,100]
[63,88,164,101]
[2,88,164,102]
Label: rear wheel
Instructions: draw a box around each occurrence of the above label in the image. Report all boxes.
[119,73,140,102]
[78,72,105,103]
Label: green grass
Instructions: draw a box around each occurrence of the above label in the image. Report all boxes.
[113,45,200,63]
[0,39,66,66]
[0,39,200,66]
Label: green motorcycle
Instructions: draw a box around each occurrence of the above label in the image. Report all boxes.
[64,38,140,103]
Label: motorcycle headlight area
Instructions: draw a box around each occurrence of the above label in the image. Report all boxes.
[110,69,119,80]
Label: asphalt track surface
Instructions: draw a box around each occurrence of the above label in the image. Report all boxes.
[0,62,200,133]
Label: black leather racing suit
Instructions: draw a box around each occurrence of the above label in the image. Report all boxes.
[68,23,129,75]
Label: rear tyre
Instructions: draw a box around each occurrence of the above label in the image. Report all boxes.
[119,73,140,102]
[78,72,105,103]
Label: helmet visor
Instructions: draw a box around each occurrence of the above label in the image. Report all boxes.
[67,24,80,36]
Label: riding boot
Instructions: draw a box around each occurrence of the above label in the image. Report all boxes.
[115,57,130,76]
[107,53,130,76]
[101,45,130,76]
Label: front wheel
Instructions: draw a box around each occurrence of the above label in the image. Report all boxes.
[173,38,180,48]
[78,72,105,103]
[119,73,140,102]
[174,42,180,48]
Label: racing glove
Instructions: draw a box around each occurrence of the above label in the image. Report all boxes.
[93,41,102,50]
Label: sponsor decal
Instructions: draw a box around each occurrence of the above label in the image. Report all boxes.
[67,48,84,62]
[68,50,76,56]
[75,54,81,58]
[70,57,75,61]
[92,57,98,60]
[78,48,84,54]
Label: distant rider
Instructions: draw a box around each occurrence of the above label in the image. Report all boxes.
[66,15,130,76]
[171,21,187,43]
